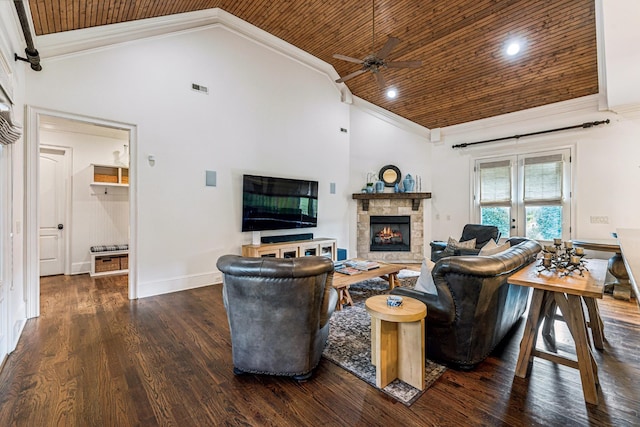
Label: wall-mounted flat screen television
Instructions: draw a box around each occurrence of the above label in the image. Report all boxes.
[242,174,319,232]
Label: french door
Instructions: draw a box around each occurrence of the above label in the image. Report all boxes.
[474,148,572,242]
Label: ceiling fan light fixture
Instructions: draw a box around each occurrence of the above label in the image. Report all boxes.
[332,0,421,90]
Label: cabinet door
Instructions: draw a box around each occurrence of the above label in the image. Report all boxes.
[278,246,299,258]
[299,243,320,257]
[319,241,337,261]
[257,248,279,258]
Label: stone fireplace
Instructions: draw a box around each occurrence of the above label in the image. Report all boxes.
[354,193,430,263]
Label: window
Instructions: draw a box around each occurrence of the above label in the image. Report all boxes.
[474,149,571,241]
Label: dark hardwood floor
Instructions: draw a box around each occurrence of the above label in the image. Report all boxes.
[0,273,639,426]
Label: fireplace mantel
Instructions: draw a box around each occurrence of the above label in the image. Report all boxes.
[352,192,432,211]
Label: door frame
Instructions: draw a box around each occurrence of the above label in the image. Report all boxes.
[25,106,138,318]
[39,145,72,276]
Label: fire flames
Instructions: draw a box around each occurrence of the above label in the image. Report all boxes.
[374,226,403,244]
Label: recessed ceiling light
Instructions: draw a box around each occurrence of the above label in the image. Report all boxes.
[386,88,397,99]
[506,41,521,56]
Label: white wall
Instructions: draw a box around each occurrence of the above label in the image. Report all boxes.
[40,128,129,274]
[431,96,640,243]
[0,1,28,353]
[348,105,432,257]
[601,0,640,110]
[26,25,350,297]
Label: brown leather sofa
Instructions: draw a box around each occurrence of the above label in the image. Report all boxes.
[391,238,542,370]
[216,255,338,381]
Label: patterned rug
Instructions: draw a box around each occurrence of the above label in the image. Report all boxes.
[322,271,446,406]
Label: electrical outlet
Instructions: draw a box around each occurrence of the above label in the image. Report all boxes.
[590,216,609,224]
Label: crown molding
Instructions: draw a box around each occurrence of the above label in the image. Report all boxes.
[37,9,337,81]
[352,96,430,139]
[441,95,610,140]
[35,7,439,137]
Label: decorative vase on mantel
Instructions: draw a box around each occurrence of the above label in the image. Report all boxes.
[375,180,385,193]
[403,174,415,192]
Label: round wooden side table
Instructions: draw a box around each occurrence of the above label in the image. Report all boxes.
[365,295,427,390]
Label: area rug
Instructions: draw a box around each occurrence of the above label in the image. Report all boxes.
[322,271,447,406]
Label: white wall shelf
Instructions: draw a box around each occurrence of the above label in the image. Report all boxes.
[91,164,129,187]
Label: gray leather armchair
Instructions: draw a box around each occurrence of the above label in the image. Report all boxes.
[430,224,501,262]
[392,238,541,370]
[216,255,338,381]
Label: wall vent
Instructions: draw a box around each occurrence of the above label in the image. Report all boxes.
[191,83,209,94]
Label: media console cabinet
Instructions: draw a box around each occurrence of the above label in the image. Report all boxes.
[242,238,337,261]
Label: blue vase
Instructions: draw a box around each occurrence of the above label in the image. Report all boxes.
[403,174,415,192]
[375,180,385,193]
[366,185,374,193]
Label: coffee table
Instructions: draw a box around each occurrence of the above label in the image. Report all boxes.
[508,258,607,405]
[365,295,427,390]
[332,261,407,310]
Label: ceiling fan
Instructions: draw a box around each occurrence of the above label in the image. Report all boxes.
[333,0,422,89]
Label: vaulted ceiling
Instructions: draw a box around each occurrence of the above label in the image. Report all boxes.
[27,0,599,129]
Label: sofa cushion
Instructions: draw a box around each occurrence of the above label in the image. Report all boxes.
[479,239,511,256]
[415,258,437,294]
[445,236,476,254]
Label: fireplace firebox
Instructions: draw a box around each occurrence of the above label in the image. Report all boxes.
[370,215,410,252]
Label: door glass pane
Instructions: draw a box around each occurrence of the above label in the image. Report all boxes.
[481,207,510,238]
[525,205,562,240]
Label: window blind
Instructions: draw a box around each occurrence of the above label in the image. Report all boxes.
[523,154,563,202]
[479,160,511,205]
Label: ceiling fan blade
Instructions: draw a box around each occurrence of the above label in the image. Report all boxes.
[376,36,400,59]
[373,71,386,89]
[335,69,367,84]
[333,54,364,64]
[386,60,422,68]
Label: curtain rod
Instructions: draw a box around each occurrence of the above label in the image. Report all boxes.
[13,0,42,71]
[451,119,610,149]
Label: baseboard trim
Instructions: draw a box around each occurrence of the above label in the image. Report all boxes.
[137,272,222,299]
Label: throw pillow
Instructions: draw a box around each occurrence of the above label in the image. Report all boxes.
[479,239,511,256]
[444,236,477,254]
[414,258,437,294]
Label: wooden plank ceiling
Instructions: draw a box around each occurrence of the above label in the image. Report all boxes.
[28,0,598,129]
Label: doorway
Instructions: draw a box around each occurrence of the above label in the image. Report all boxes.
[25,107,138,318]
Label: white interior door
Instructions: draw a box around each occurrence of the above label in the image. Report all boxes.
[39,147,68,276]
